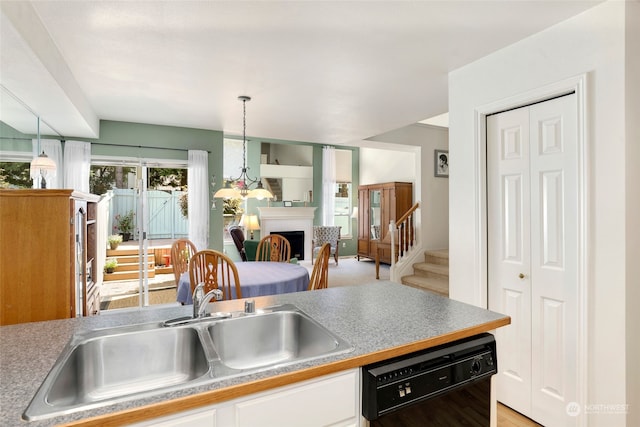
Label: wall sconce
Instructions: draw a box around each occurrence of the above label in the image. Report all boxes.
[351,207,359,219]
[241,214,260,240]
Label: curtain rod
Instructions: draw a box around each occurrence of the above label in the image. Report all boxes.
[0,138,212,154]
[0,136,32,141]
[88,141,211,153]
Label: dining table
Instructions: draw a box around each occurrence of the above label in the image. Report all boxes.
[176,261,310,304]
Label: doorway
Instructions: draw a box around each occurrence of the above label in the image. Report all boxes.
[487,93,580,426]
[92,161,188,310]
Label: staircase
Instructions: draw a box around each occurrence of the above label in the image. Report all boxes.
[401,249,449,297]
[265,178,283,201]
[104,248,156,281]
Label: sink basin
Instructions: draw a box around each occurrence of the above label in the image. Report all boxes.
[23,325,209,421]
[24,304,352,421]
[208,308,351,370]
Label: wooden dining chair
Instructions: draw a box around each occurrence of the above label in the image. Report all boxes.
[255,234,291,263]
[308,243,330,290]
[170,238,197,284]
[189,249,242,300]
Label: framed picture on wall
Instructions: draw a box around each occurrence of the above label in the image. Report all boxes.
[434,149,449,178]
[283,201,293,207]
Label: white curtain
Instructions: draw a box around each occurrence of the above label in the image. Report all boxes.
[32,139,63,189]
[63,140,91,192]
[188,150,209,250]
[322,146,336,225]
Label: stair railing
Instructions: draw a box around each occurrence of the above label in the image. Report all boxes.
[389,202,420,282]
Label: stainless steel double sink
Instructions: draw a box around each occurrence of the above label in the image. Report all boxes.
[23,304,352,421]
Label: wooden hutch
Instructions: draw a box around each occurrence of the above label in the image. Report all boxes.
[0,189,101,325]
[357,182,413,264]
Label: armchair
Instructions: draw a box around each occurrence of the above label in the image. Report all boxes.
[312,226,341,265]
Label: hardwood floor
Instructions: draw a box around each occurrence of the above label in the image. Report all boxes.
[498,403,543,427]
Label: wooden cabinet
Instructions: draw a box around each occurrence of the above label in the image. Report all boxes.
[357,182,412,264]
[0,189,100,325]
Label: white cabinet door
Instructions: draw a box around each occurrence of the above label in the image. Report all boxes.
[235,369,360,427]
[130,369,360,427]
[131,407,217,427]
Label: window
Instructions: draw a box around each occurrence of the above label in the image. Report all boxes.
[0,161,32,188]
[334,182,352,238]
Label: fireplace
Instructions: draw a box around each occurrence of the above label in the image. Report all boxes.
[258,207,317,261]
[273,230,305,260]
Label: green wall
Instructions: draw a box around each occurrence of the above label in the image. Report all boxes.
[94,121,223,250]
[2,119,360,256]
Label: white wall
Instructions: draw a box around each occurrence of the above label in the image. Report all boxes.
[449,1,637,425]
[625,2,640,426]
[366,124,449,250]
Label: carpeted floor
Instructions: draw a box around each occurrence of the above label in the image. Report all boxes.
[99,256,387,311]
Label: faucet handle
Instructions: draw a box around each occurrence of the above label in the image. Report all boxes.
[211,288,223,301]
[245,299,255,314]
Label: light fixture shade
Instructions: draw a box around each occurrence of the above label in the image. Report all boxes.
[351,207,359,218]
[248,183,273,200]
[213,181,241,199]
[30,151,57,176]
[30,151,57,188]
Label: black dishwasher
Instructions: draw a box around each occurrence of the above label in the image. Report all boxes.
[362,333,497,427]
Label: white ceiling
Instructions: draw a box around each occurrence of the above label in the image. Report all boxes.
[1,1,601,145]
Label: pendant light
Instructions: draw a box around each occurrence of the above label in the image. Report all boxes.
[214,96,273,200]
[29,117,57,188]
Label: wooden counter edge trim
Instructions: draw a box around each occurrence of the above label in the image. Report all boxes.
[60,316,511,427]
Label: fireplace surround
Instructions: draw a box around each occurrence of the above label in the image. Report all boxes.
[257,207,316,261]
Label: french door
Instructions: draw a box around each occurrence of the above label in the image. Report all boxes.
[95,159,188,310]
[487,93,579,426]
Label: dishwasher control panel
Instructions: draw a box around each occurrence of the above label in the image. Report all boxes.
[362,333,497,420]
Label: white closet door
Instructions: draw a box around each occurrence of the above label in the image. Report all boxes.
[529,95,579,427]
[488,94,578,426]
[487,106,532,416]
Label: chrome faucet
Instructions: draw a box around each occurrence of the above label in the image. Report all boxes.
[192,283,223,318]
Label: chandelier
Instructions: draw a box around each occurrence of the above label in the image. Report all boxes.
[214,96,273,200]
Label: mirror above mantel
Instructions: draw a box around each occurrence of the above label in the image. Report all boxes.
[260,143,313,202]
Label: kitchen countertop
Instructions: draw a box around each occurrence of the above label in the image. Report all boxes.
[0,281,510,426]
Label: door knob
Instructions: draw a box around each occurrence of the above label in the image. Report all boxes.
[519,273,525,279]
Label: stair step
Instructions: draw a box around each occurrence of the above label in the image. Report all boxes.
[115,262,156,272]
[412,262,449,280]
[156,266,173,275]
[104,269,156,281]
[109,254,155,264]
[424,249,449,266]
[107,248,153,257]
[401,275,449,297]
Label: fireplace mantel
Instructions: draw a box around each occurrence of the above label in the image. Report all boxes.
[258,207,316,260]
